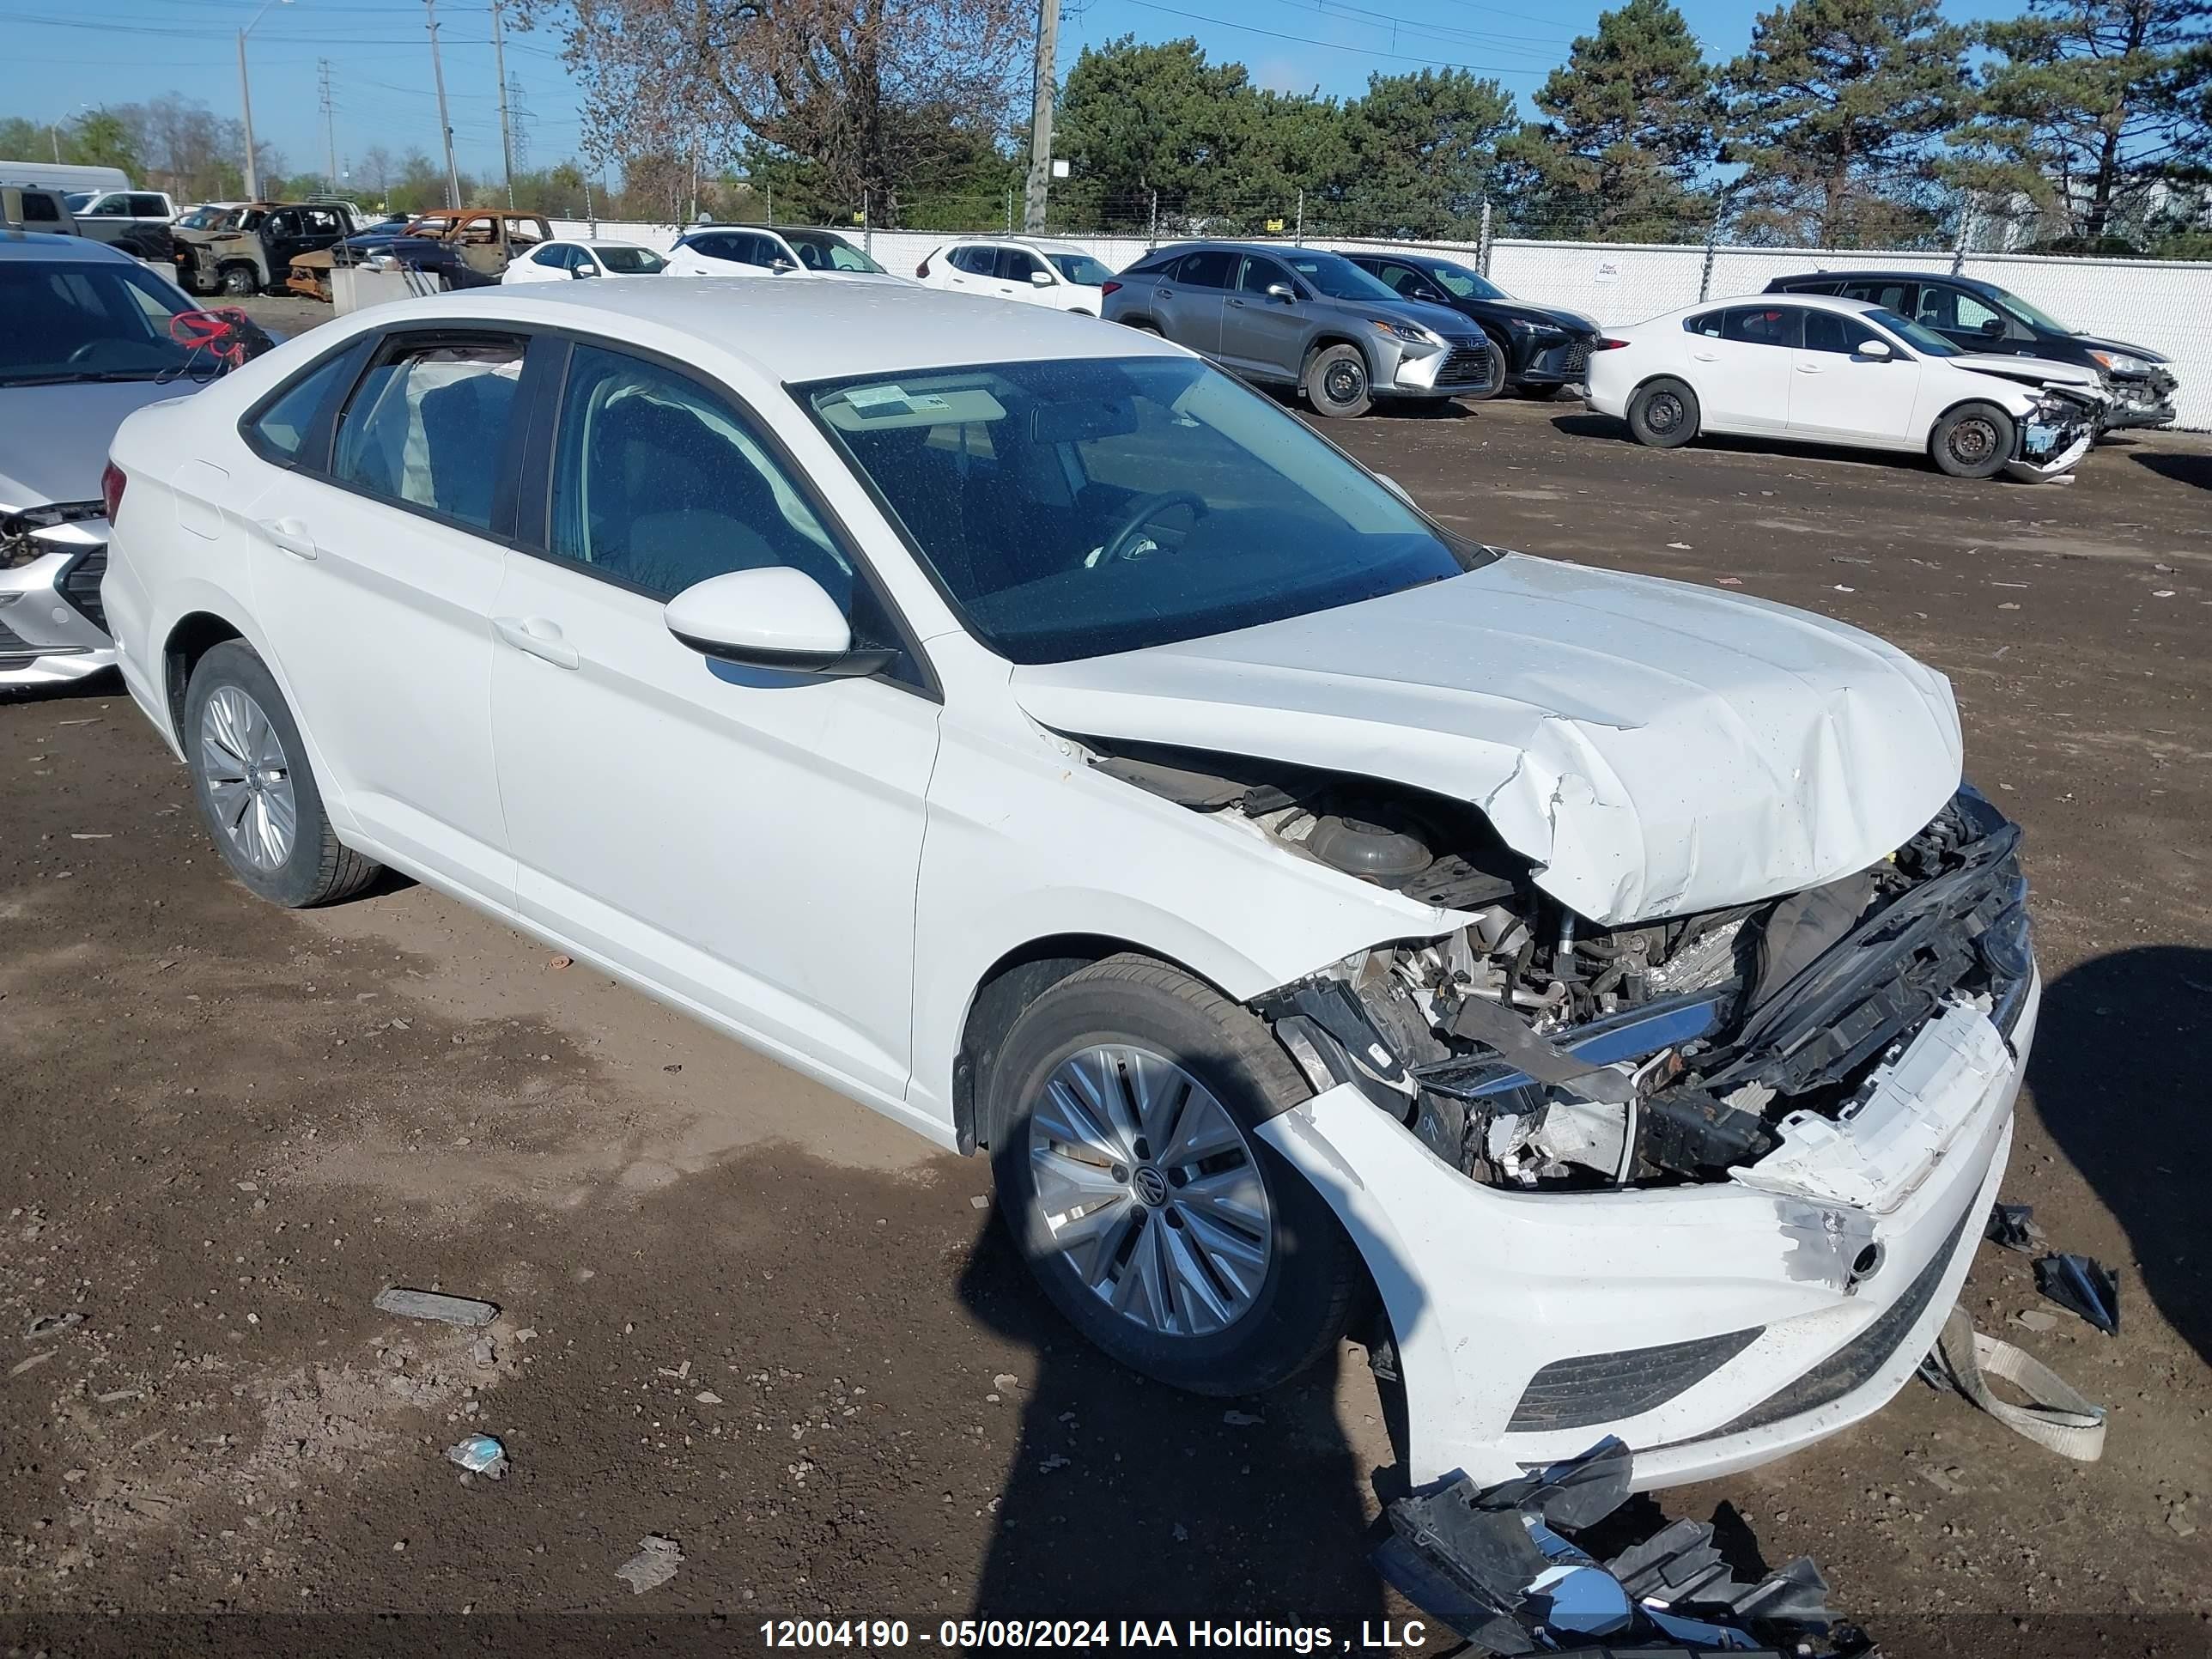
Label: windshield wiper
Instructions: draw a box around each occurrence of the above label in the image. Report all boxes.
[1,368,174,386]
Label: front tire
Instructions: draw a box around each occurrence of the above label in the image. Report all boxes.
[1304,343,1373,418]
[983,957,1361,1396]
[1627,376,1699,447]
[184,641,380,908]
[1930,402,2016,478]
[1459,337,1510,402]
[218,264,258,297]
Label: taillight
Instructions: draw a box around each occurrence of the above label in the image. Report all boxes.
[1593,337,1630,350]
[1100,280,1121,297]
[916,258,931,276]
[100,460,127,522]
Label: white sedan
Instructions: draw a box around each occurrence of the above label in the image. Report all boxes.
[103,282,2035,1492]
[661,224,903,284]
[1586,293,2106,480]
[502,240,668,284]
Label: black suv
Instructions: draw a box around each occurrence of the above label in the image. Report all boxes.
[1763,270,2177,431]
[1344,252,1601,399]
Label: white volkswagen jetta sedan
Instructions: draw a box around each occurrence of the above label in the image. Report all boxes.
[103,283,2037,1490]
[1586,292,2106,480]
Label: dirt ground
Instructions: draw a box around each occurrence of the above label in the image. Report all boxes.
[3,306,2210,1656]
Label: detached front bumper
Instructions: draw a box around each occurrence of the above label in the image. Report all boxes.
[2100,373,2179,431]
[1261,972,2036,1490]
[0,520,116,688]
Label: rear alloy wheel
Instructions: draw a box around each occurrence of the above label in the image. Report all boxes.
[1930,402,2016,479]
[984,957,1361,1396]
[1304,343,1373,418]
[184,641,380,908]
[1627,377,1699,447]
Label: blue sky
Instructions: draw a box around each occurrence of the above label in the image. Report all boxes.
[8,0,2021,188]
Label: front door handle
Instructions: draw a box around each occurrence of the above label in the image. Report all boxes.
[254,516,318,559]
[493,615,580,670]
[1692,350,1720,362]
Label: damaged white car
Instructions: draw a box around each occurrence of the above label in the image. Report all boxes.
[105,283,2035,1492]
[1587,293,2106,482]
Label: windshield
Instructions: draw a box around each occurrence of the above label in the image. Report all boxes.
[802,356,1479,663]
[1867,307,1966,358]
[1284,252,1402,303]
[1985,285,2073,335]
[596,245,666,273]
[0,261,199,386]
[1429,264,1505,301]
[786,232,884,274]
[1047,251,1115,287]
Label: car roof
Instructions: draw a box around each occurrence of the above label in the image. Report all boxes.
[1694,293,1886,315]
[0,230,135,264]
[351,279,1188,382]
[945,234,1085,252]
[1778,269,1991,290]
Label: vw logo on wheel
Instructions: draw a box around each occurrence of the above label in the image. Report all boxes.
[1133,1165,1171,1206]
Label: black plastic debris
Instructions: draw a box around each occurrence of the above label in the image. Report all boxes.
[1375,1437,1875,1656]
[1984,1201,2046,1255]
[2034,1253,2121,1334]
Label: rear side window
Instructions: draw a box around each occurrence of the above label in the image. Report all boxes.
[951,245,996,275]
[130,194,167,217]
[22,192,61,222]
[531,244,568,268]
[1176,251,1237,289]
[1684,311,1721,337]
[244,345,365,464]
[333,337,526,530]
[1720,307,1801,348]
[1839,279,1913,312]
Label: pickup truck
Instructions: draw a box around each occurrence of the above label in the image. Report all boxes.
[176,202,357,296]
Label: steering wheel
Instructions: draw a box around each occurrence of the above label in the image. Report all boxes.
[1097,490,1210,564]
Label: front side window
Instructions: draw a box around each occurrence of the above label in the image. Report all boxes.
[549,344,854,611]
[1865,308,1964,357]
[1428,263,1503,301]
[1721,307,1800,348]
[1237,255,1292,294]
[787,232,882,273]
[333,337,526,530]
[1803,310,1884,355]
[1000,247,1045,282]
[508,218,548,246]
[1917,284,2006,336]
[0,262,195,385]
[84,194,129,217]
[1046,251,1114,286]
[803,356,1481,665]
[595,246,665,274]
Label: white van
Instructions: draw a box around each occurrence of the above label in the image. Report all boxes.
[0,160,130,194]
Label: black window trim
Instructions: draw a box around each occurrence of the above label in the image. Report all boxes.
[236,332,377,470]
[509,327,943,703]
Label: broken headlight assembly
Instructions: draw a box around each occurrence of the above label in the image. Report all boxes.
[2,501,106,569]
[1255,780,2030,1194]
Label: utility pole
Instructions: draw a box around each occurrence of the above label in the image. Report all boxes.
[491,0,516,207]
[424,0,463,210]
[1022,0,1058,233]
[238,0,291,202]
[319,58,338,187]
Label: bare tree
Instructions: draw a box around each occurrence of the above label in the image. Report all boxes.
[511,0,1031,222]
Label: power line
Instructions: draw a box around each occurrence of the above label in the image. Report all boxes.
[1100,0,1555,77]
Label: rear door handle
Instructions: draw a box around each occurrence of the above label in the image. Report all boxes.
[1158,287,1176,298]
[253,516,318,559]
[493,615,580,670]
[1796,362,1823,374]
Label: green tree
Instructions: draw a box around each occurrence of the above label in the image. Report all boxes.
[1341,70,1516,236]
[1509,0,1721,240]
[1963,0,2211,242]
[1054,36,1271,227]
[1723,0,1973,246]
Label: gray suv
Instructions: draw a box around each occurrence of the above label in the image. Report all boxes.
[1103,241,1498,416]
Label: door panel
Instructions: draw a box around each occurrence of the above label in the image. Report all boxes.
[1152,251,1233,354]
[1219,255,1307,381]
[245,333,529,907]
[1684,307,1799,432]
[1788,310,1922,442]
[489,343,939,1101]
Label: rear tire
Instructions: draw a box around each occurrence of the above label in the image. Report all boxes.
[1627,377,1699,447]
[982,956,1361,1397]
[1304,343,1373,418]
[1930,402,2015,479]
[183,641,380,908]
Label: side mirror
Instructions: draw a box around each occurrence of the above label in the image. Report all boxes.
[769,257,797,273]
[1266,283,1296,302]
[665,568,888,677]
[1856,337,1893,360]
[1029,269,1054,287]
[571,264,598,279]
[1979,317,2005,337]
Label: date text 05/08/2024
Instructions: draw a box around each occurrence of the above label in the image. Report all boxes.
[759,1620,1436,1651]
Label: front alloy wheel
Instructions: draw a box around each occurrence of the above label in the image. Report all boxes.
[1027,1043,1273,1337]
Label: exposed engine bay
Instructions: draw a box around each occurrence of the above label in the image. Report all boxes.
[1085,740,2033,1192]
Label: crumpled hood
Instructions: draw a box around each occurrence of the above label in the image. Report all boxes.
[1948,352,2105,394]
[1010,555,1965,925]
[0,380,192,511]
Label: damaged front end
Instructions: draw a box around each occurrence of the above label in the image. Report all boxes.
[1086,736,2037,1486]
[2003,385,2102,483]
